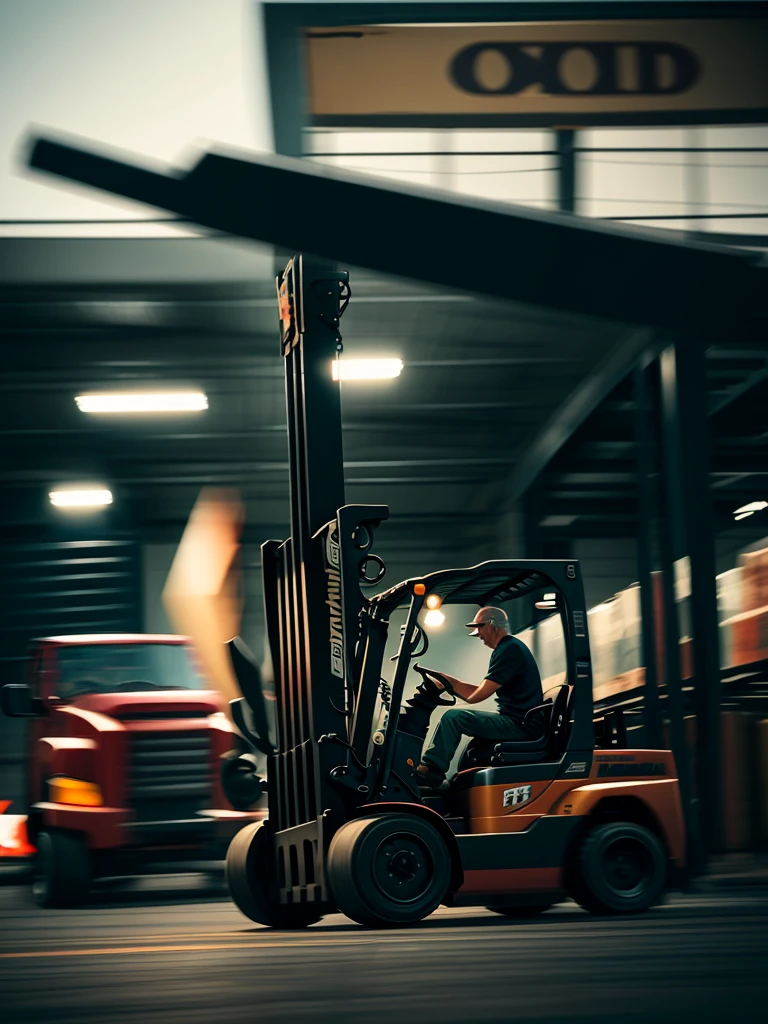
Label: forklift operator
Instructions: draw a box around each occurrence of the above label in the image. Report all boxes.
[415,607,543,788]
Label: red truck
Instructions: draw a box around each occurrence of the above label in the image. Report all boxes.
[1,633,264,907]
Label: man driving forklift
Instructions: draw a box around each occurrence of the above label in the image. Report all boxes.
[415,606,544,788]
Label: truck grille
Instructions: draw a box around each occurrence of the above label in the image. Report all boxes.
[127,731,212,823]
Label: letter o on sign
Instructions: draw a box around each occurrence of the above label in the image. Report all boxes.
[450,43,541,95]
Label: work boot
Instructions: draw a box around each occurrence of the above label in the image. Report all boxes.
[414,763,446,790]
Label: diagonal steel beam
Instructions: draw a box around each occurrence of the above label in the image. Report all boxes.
[505,327,660,501]
[26,134,764,332]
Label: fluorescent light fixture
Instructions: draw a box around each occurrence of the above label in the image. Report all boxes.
[49,488,113,508]
[733,500,767,520]
[332,358,403,382]
[75,392,208,413]
[424,609,445,627]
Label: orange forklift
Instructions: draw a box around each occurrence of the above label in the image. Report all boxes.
[221,255,686,928]
[24,139,687,928]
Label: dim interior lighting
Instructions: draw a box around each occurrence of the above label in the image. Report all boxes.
[75,392,208,413]
[425,593,442,610]
[331,358,403,382]
[49,488,113,508]
[733,501,768,520]
[424,608,445,627]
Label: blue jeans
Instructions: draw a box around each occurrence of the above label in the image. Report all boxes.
[421,708,529,774]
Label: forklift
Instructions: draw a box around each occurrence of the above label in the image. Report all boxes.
[22,134,686,927]
[220,255,686,928]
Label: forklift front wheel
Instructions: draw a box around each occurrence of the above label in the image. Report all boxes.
[32,829,91,909]
[226,821,320,929]
[328,814,451,927]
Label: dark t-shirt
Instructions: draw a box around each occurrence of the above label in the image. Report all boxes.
[485,635,543,721]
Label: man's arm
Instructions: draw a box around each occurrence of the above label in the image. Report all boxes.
[423,669,500,704]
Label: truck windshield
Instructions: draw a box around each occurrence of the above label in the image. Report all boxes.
[53,643,206,697]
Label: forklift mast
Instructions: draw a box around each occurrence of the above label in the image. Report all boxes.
[263,255,388,901]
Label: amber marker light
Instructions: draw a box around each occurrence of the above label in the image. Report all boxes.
[48,777,104,807]
[413,584,426,595]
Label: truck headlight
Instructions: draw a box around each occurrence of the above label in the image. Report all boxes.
[48,777,103,807]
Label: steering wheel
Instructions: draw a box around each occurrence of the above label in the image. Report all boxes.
[412,663,457,704]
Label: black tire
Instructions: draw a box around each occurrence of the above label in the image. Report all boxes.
[32,829,91,908]
[327,814,451,927]
[486,903,556,918]
[225,821,320,929]
[573,822,667,915]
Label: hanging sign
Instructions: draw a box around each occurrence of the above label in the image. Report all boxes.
[305,19,768,126]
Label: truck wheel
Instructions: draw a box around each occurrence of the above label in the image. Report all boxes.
[32,830,91,909]
[486,903,555,918]
[573,822,667,915]
[328,814,450,927]
[226,822,319,929]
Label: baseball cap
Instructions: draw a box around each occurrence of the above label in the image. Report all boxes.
[465,606,509,635]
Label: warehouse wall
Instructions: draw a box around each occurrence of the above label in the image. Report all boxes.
[572,538,638,609]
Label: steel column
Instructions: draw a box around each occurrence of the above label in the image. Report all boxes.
[659,336,722,854]
[556,130,577,214]
[632,363,663,750]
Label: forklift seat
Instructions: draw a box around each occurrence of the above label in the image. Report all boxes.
[490,684,571,765]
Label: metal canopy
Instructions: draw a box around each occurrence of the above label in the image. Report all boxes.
[28,135,764,332]
[373,560,556,610]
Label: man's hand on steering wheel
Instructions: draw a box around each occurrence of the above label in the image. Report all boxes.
[413,663,454,695]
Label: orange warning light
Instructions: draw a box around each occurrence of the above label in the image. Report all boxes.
[413,584,426,595]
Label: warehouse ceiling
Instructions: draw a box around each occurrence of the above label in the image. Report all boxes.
[0,234,636,576]
[1,136,766,587]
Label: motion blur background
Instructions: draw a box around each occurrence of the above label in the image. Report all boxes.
[1,0,767,853]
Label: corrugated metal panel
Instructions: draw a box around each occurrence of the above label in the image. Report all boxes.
[0,533,141,812]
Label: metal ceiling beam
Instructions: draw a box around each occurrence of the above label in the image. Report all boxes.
[27,136,764,333]
[710,363,768,417]
[505,328,658,500]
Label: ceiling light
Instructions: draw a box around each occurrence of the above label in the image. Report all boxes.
[75,392,208,413]
[424,609,445,627]
[49,488,113,508]
[332,359,403,382]
[733,501,767,520]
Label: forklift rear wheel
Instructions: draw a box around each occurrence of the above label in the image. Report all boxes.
[328,814,451,927]
[485,903,555,918]
[226,821,320,929]
[32,829,91,908]
[574,822,667,915]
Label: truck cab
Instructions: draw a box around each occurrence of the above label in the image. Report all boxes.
[1,633,264,907]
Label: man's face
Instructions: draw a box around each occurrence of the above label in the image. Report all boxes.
[471,621,495,648]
